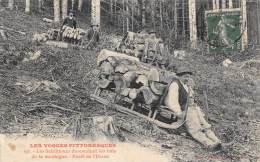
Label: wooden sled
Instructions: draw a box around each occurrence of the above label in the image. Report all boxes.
[90,85,189,130]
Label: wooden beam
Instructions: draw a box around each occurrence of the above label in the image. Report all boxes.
[189,0,197,48]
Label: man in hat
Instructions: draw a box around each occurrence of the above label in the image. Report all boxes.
[61,11,77,29]
[59,11,77,42]
[86,25,100,49]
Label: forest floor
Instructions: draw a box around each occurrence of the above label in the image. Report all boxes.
[0,9,260,162]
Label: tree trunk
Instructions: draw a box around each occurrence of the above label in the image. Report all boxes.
[174,0,178,40]
[8,0,14,10]
[151,0,155,29]
[212,0,216,9]
[126,0,129,32]
[216,0,219,9]
[53,0,60,22]
[25,0,30,13]
[123,0,125,34]
[78,0,83,11]
[110,0,113,20]
[222,0,226,9]
[159,0,163,31]
[62,0,68,19]
[71,0,75,10]
[228,0,233,8]
[38,0,42,10]
[91,0,101,27]
[131,1,134,31]
[141,0,146,28]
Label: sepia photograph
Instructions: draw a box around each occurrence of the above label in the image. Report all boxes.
[0,0,259,161]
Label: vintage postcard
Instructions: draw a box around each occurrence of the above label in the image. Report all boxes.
[0,0,259,162]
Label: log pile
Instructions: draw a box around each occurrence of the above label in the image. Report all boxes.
[97,49,177,106]
[60,26,86,42]
[117,31,170,69]
[33,27,87,44]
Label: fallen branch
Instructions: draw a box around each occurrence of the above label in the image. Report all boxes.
[0,29,7,40]
[239,59,260,69]
[0,25,26,35]
[25,104,80,113]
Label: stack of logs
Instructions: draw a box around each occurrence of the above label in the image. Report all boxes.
[117,31,170,69]
[97,50,176,106]
[32,27,87,43]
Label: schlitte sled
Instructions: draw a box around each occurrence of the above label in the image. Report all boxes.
[90,49,191,130]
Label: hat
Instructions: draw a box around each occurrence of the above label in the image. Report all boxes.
[148,29,156,34]
[97,78,111,89]
[150,81,167,95]
[69,10,75,16]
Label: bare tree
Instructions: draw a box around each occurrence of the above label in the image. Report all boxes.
[8,0,14,10]
[54,0,61,22]
[110,0,113,20]
[78,0,83,11]
[141,0,146,27]
[126,0,129,31]
[62,0,68,19]
[38,0,42,10]
[228,0,233,8]
[25,0,30,13]
[150,0,155,28]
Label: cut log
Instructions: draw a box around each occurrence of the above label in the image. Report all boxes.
[46,40,69,48]
[0,26,26,35]
[0,29,7,40]
[43,18,53,23]
[92,116,117,139]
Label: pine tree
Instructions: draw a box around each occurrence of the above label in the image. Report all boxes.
[62,0,68,19]
[8,0,14,10]
[78,0,83,11]
[54,0,61,22]
[25,0,30,13]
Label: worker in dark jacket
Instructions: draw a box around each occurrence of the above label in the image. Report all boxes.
[62,12,77,29]
[59,11,77,42]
